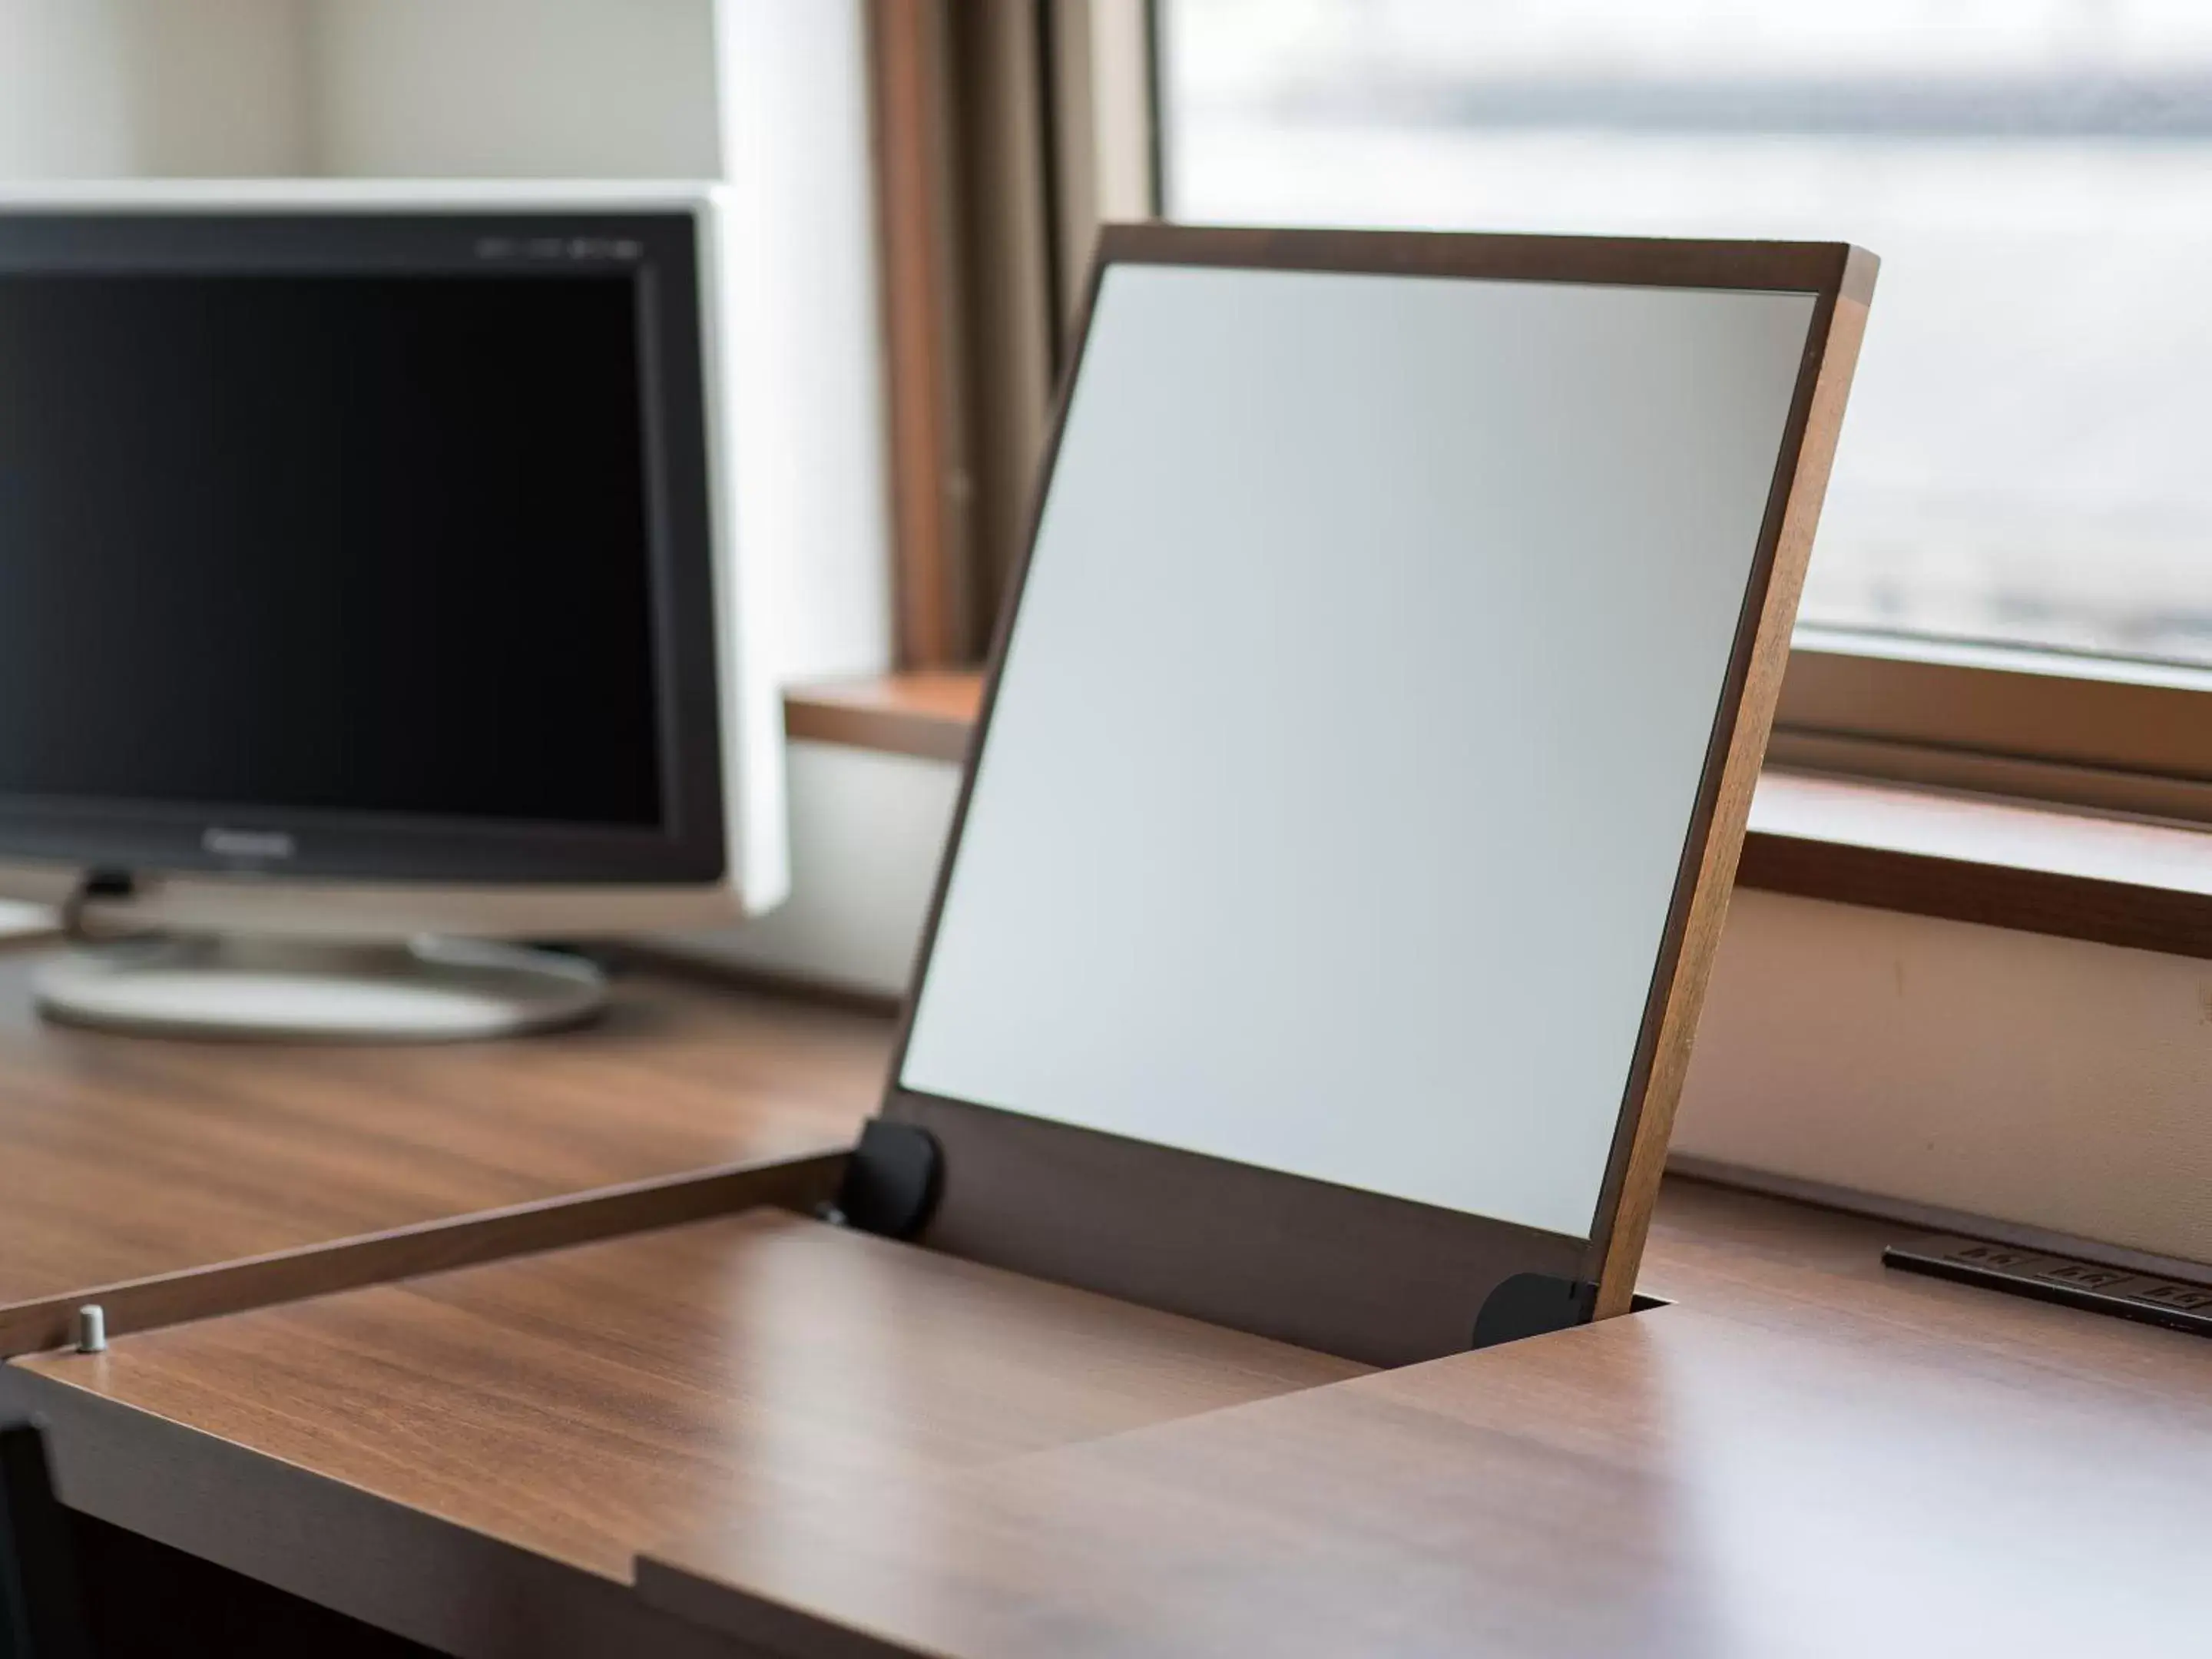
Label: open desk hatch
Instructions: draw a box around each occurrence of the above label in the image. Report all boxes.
[849,226,1875,1366]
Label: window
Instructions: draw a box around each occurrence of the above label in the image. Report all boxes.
[1151,0,2212,821]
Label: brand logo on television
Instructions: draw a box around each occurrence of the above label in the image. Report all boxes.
[203,827,296,860]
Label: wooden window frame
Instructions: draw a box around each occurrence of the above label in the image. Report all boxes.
[1773,628,2212,825]
[857,0,2212,954]
[866,0,1157,672]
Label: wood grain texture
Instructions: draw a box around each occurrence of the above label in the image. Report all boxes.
[1094,221,1867,296]
[1591,265,1875,1317]
[0,951,886,1343]
[941,0,1061,626]
[20,1178,2212,1657]
[638,1178,2212,1659]
[783,672,983,763]
[1743,767,2212,961]
[10,1210,1365,1591]
[1773,637,2212,823]
[866,0,979,668]
[0,1151,844,1358]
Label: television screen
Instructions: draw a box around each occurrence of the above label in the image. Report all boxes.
[0,271,664,830]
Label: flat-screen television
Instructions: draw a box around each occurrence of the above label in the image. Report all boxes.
[0,186,784,1038]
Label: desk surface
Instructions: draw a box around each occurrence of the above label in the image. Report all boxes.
[16,1209,1362,1584]
[6,948,2210,1657]
[15,1174,2212,1658]
[642,1180,2212,1658]
[0,944,881,1351]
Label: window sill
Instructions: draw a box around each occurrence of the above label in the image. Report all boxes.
[782,671,982,765]
[1740,770,2212,960]
[785,673,2212,963]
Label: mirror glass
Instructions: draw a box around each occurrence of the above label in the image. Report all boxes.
[901,260,1816,1240]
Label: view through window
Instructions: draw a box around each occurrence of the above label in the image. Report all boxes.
[1161,0,2212,673]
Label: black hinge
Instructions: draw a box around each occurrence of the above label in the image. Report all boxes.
[1472,1273,1599,1349]
[826,1119,943,1240]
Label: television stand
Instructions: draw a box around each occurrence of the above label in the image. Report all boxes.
[33,934,606,1042]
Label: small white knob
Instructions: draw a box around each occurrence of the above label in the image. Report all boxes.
[76,1304,107,1354]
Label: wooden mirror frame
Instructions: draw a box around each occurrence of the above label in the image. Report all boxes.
[873,224,1876,1366]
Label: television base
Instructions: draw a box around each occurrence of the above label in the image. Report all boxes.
[35,935,607,1043]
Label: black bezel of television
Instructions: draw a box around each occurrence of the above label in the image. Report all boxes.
[0,209,725,887]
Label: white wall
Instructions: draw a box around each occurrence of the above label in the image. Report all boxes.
[307,0,721,178]
[695,0,895,915]
[710,0,896,684]
[119,0,311,176]
[668,743,961,993]
[0,0,309,179]
[1677,889,2212,1267]
[0,0,725,181]
[0,2,135,178]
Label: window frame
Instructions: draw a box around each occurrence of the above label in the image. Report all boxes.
[866,0,1156,671]
[865,0,2212,853]
[1774,631,2212,824]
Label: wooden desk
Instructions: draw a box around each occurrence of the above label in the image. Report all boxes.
[0,944,883,1353]
[12,1177,2211,1657]
[7,1209,1359,1657]
[644,1181,2212,1657]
